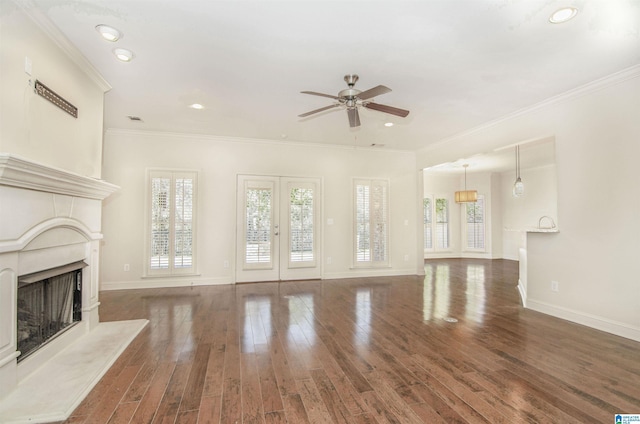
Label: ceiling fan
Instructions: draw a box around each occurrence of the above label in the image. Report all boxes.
[299,74,410,128]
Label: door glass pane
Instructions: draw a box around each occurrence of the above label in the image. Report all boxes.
[150,177,170,269]
[289,187,314,262]
[246,188,272,264]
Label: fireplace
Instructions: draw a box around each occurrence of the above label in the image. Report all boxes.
[0,154,119,400]
[17,262,85,362]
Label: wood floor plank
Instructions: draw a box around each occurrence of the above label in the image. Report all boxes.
[309,368,353,424]
[263,410,287,424]
[106,401,139,424]
[179,342,211,412]
[296,378,335,424]
[256,351,284,413]
[281,393,311,424]
[128,361,176,424]
[151,361,192,424]
[63,259,640,424]
[85,364,142,423]
[197,395,222,424]
[241,352,265,424]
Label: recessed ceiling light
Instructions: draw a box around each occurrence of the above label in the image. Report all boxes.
[384,122,394,127]
[113,48,134,62]
[189,103,204,110]
[95,24,121,42]
[549,7,578,24]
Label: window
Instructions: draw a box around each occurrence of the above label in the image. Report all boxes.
[466,195,485,250]
[424,196,450,251]
[354,179,389,266]
[423,198,432,249]
[435,197,449,249]
[147,170,197,276]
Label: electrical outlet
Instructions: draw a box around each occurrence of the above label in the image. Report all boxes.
[327,256,332,264]
[223,260,229,268]
[551,281,559,292]
[123,264,130,272]
[404,254,409,261]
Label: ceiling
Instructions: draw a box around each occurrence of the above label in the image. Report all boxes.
[423,136,556,175]
[24,0,640,151]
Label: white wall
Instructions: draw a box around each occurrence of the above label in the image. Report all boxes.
[417,66,640,341]
[101,130,419,289]
[0,5,108,178]
[501,164,558,260]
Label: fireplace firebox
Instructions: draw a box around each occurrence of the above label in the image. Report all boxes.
[17,261,86,361]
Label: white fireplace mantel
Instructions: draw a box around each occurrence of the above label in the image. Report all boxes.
[0,153,119,401]
[0,154,119,200]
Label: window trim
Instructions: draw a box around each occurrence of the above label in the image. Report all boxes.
[144,168,199,277]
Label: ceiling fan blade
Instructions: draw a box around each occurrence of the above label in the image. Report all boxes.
[357,85,392,100]
[301,91,340,100]
[364,102,410,117]
[298,104,340,117]
[347,108,360,128]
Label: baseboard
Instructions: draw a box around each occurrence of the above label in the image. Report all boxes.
[101,276,232,290]
[527,299,640,342]
[517,281,527,307]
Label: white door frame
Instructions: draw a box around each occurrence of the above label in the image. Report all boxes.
[236,175,322,283]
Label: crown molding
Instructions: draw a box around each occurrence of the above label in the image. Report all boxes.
[0,154,119,200]
[104,128,416,156]
[421,64,640,153]
[13,0,112,92]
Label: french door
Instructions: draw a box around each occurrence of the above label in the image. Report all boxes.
[236,175,322,283]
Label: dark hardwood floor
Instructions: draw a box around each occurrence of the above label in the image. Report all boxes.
[62,259,640,423]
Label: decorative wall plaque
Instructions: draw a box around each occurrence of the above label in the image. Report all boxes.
[34,80,78,118]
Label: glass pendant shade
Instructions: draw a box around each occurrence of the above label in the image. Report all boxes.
[513,177,524,197]
[513,145,524,197]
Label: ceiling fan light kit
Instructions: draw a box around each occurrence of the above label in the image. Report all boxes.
[299,74,410,128]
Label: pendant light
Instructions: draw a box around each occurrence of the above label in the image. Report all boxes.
[455,164,478,203]
[513,145,524,197]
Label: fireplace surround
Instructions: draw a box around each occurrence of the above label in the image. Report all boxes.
[0,154,118,399]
